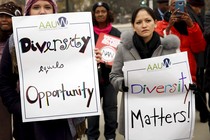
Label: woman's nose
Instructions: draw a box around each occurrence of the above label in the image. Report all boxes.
[40,8,47,15]
[142,21,146,27]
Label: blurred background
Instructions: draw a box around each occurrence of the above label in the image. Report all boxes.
[0,0,210,24]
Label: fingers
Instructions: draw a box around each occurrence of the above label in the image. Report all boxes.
[180,13,194,27]
[169,14,177,26]
[170,10,181,25]
[94,48,102,63]
[169,11,194,28]
[172,9,180,15]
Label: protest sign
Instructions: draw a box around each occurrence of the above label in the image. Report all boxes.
[95,33,120,65]
[12,12,101,122]
[123,52,195,140]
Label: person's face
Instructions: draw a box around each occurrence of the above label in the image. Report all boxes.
[169,0,176,12]
[29,0,54,15]
[133,10,156,43]
[0,14,12,31]
[94,6,108,23]
[158,2,169,13]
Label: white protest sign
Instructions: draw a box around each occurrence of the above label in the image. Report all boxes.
[123,52,195,140]
[12,12,101,122]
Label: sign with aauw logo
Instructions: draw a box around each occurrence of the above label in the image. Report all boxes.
[12,12,101,122]
[123,52,195,140]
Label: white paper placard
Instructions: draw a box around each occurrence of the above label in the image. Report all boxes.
[12,12,101,122]
[123,52,195,140]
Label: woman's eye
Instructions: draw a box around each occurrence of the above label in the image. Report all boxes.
[45,5,52,10]
[32,6,40,10]
[95,11,99,14]
[136,21,141,24]
[101,10,106,14]
[146,19,151,23]
[45,7,51,10]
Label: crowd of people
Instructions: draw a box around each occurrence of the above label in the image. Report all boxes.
[0,0,209,140]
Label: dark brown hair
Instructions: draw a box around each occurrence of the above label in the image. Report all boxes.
[131,6,156,24]
[92,7,114,26]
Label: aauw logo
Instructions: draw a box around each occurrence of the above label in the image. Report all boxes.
[39,16,68,29]
[57,17,68,27]
[147,58,171,71]
[163,58,171,68]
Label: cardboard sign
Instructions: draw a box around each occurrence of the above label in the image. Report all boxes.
[96,33,120,65]
[12,12,101,122]
[123,52,195,140]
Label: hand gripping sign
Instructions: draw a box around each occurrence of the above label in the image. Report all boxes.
[96,33,120,65]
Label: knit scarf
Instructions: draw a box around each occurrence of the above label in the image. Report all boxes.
[133,31,161,59]
[93,23,112,35]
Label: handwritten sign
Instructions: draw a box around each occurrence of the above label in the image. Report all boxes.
[123,52,195,140]
[96,33,120,65]
[12,12,101,122]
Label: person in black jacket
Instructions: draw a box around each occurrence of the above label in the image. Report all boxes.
[154,0,169,21]
[0,0,95,139]
[187,0,210,123]
[86,2,121,140]
[0,2,22,140]
[203,9,210,130]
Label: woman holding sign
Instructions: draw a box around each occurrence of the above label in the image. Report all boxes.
[109,6,180,136]
[86,2,121,140]
[0,0,102,140]
[0,2,22,140]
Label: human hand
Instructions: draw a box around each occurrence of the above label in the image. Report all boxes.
[180,12,194,28]
[94,48,102,63]
[122,80,128,92]
[104,61,112,68]
[166,9,180,34]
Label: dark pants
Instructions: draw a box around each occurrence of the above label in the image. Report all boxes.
[195,67,209,122]
[87,83,118,140]
[13,118,74,140]
[0,97,12,140]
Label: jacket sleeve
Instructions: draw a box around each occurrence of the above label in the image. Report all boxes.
[155,21,166,37]
[204,11,210,40]
[109,44,124,92]
[187,23,206,53]
[203,11,210,92]
[0,41,21,118]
